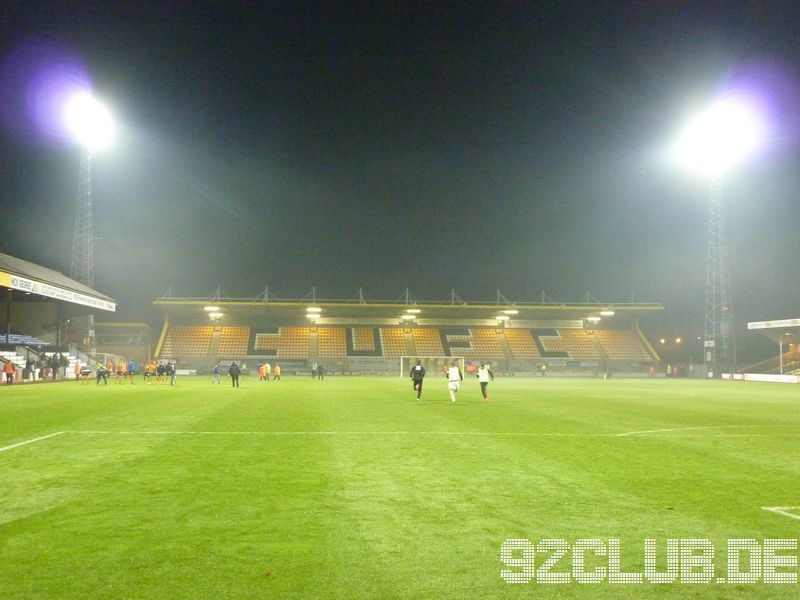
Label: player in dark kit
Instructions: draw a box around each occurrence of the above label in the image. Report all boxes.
[228,362,241,388]
[410,359,426,402]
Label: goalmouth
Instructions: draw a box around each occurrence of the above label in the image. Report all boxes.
[400,356,465,378]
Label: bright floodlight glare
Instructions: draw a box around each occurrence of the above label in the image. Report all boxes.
[62,91,114,150]
[674,96,767,177]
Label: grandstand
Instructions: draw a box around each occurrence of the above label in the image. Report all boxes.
[744,318,800,376]
[1,252,118,384]
[152,295,661,375]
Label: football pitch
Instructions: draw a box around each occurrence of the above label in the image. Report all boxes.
[1,375,799,598]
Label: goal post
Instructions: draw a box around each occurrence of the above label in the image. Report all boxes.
[400,356,465,378]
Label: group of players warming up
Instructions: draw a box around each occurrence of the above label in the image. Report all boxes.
[410,360,494,403]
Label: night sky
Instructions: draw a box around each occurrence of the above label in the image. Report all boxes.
[2,1,800,355]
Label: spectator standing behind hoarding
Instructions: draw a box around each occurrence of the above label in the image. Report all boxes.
[228,361,241,388]
[4,360,16,384]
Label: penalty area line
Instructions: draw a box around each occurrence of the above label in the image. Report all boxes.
[762,506,800,521]
[0,431,67,453]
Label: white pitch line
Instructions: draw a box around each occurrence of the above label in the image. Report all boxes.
[617,426,724,437]
[70,429,610,437]
[21,428,798,442]
[0,431,66,453]
[617,425,794,437]
[762,506,800,521]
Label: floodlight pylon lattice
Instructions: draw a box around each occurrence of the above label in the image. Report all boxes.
[70,150,94,348]
[703,176,736,377]
[71,150,93,288]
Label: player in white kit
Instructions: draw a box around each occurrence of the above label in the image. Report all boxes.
[446,362,463,402]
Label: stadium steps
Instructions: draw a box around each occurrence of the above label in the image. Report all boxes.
[634,322,659,363]
[743,354,800,374]
[406,330,417,356]
[154,318,169,358]
[585,330,609,361]
[207,328,222,358]
[496,331,514,359]
[742,354,785,374]
[309,329,319,361]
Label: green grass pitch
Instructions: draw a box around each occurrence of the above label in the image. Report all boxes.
[1,375,800,598]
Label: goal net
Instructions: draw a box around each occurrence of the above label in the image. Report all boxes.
[400,356,465,378]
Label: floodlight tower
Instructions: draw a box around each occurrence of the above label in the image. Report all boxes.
[63,92,114,347]
[675,96,766,377]
[704,174,735,377]
[72,150,94,287]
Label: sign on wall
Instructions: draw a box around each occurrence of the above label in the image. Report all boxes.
[0,271,116,312]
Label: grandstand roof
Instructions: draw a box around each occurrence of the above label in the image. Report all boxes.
[154,296,663,325]
[747,318,800,345]
[0,252,116,312]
